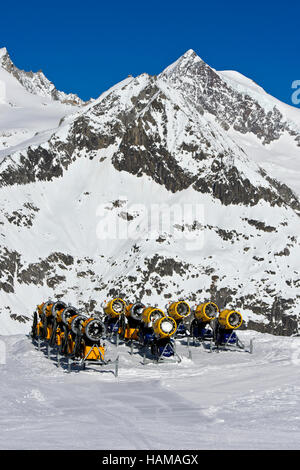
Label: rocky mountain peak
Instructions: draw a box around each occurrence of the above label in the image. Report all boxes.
[0,46,84,106]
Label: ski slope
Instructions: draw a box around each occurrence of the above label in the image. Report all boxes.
[1,331,300,450]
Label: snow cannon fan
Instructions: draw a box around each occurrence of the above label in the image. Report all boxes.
[189,301,220,341]
[167,301,191,336]
[121,301,146,341]
[215,309,243,346]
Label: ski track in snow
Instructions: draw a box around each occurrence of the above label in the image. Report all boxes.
[0,331,300,450]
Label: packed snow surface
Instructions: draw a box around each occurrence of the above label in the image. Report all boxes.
[0,331,300,450]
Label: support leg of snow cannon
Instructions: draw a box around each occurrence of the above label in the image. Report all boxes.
[47,343,51,360]
[57,351,61,368]
[143,341,182,365]
[114,356,119,378]
[249,339,254,354]
[157,342,181,364]
[186,336,192,360]
[69,343,119,376]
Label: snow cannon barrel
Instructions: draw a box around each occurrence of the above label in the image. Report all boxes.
[37,302,48,316]
[218,310,243,330]
[125,302,146,321]
[81,318,106,343]
[168,301,191,320]
[195,302,219,322]
[141,307,165,327]
[153,316,177,339]
[68,314,88,335]
[41,301,54,317]
[104,298,126,318]
[58,306,79,326]
[51,301,67,317]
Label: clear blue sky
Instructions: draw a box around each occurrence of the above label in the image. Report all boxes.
[0,0,299,106]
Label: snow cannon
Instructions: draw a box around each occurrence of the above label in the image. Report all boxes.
[214,310,243,347]
[51,300,67,317]
[78,318,107,361]
[190,301,220,341]
[168,301,191,336]
[104,298,127,335]
[195,302,219,322]
[62,314,88,355]
[53,305,80,349]
[81,318,106,343]
[104,298,126,318]
[218,310,243,330]
[32,300,54,340]
[150,316,178,360]
[120,302,146,340]
[141,307,165,326]
[138,306,166,346]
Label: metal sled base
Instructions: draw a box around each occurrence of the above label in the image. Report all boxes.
[209,334,254,354]
[62,344,119,377]
[142,341,182,365]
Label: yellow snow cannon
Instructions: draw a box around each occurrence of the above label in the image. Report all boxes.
[66,316,119,376]
[54,305,80,350]
[153,316,177,339]
[218,310,243,330]
[141,307,166,327]
[167,301,191,337]
[146,316,178,362]
[32,300,53,340]
[65,314,88,355]
[104,298,126,318]
[104,297,127,336]
[168,301,191,320]
[79,317,107,361]
[213,309,244,349]
[122,302,146,340]
[138,306,166,346]
[195,302,219,323]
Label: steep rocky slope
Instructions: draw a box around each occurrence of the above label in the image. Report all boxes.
[0,49,299,335]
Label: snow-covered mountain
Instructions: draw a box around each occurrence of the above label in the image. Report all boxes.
[0,48,299,336]
[0,47,85,152]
